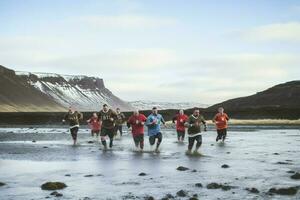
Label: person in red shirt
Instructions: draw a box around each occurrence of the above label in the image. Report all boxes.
[172,109,188,142]
[127,110,147,151]
[212,107,229,142]
[87,113,101,137]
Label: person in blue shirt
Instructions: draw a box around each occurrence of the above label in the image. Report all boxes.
[146,107,166,152]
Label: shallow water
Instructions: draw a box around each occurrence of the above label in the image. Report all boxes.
[0,126,300,200]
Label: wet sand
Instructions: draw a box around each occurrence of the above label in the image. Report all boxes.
[0,126,300,200]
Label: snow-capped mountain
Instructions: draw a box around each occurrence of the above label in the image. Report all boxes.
[15,71,133,111]
[129,100,209,110]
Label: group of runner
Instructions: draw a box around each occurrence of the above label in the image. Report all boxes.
[63,104,229,154]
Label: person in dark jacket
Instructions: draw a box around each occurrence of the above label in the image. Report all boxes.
[62,106,83,145]
[114,108,126,137]
[98,104,117,150]
[185,109,207,154]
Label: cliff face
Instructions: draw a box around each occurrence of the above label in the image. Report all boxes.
[0,65,133,112]
[0,65,65,112]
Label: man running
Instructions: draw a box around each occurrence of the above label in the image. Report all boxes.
[115,108,126,137]
[146,107,166,152]
[172,109,188,142]
[127,110,147,151]
[98,104,117,150]
[185,109,207,154]
[62,106,83,145]
[87,112,101,138]
[212,107,229,142]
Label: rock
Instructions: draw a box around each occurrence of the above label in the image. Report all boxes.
[207,183,235,191]
[191,169,197,172]
[41,182,67,190]
[0,182,6,186]
[276,161,290,165]
[245,187,260,194]
[195,183,203,187]
[221,185,234,191]
[87,141,94,144]
[177,166,189,171]
[273,153,280,155]
[122,193,138,199]
[287,170,295,174]
[291,172,300,180]
[32,140,36,143]
[65,174,71,177]
[50,191,59,195]
[55,193,63,197]
[120,181,140,185]
[43,146,48,148]
[207,183,222,189]
[268,187,298,195]
[162,194,174,199]
[139,172,147,176]
[176,190,188,197]
[84,175,94,177]
[144,196,155,200]
[221,164,230,168]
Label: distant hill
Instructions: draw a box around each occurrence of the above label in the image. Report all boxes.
[205,81,300,119]
[0,65,133,112]
[207,81,300,110]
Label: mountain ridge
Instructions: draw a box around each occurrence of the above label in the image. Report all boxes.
[0,65,133,112]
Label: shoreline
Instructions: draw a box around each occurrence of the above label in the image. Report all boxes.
[166,119,300,126]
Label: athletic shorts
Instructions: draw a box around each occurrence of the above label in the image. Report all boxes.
[114,125,123,135]
[149,132,162,145]
[217,128,227,137]
[101,128,114,138]
[188,134,202,149]
[133,134,144,144]
[70,127,79,140]
[177,130,185,138]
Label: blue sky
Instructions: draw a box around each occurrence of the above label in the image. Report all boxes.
[1,0,300,104]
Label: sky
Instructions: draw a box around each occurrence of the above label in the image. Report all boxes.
[0,0,300,104]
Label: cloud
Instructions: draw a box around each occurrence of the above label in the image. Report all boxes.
[154,53,300,103]
[1,34,299,104]
[76,15,178,29]
[174,53,297,79]
[237,22,300,42]
[32,48,178,74]
[0,35,177,74]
